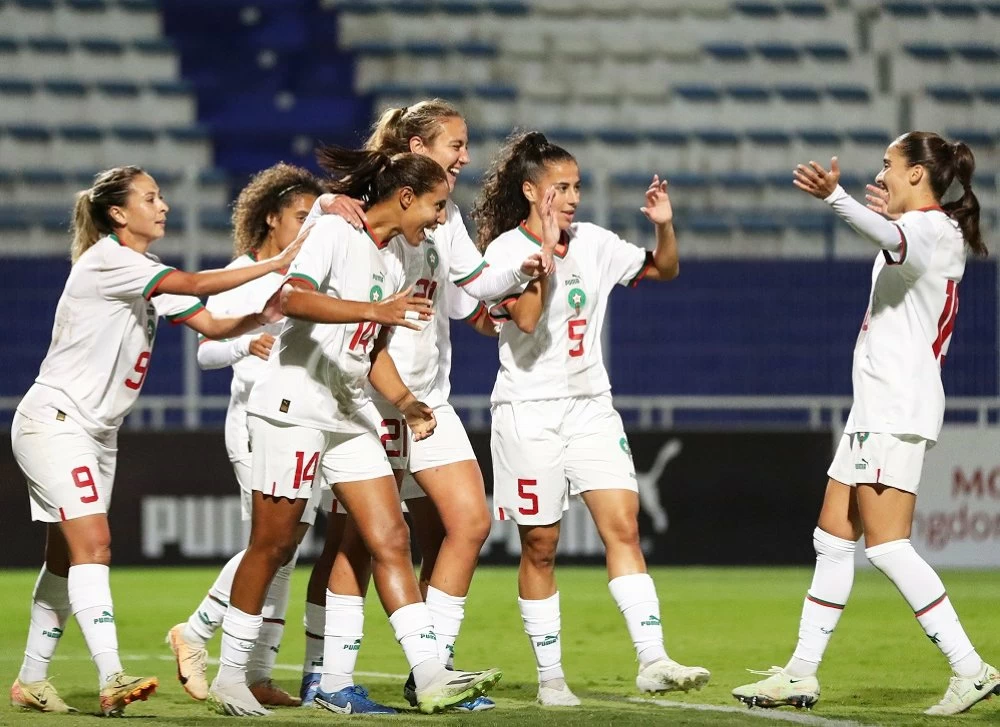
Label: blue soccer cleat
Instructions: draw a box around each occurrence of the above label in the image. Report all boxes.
[452,695,496,711]
[314,685,396,715]
[299,673,320,707]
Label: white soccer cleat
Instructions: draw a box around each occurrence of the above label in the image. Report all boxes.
[924,661,1000,715]
[537,681,581,707]
[637,659,711,693]
[732,666,820,709]
[415,667,502,714]
[10,678,78,713]
[206,679,271,717]
[166,623,209,701]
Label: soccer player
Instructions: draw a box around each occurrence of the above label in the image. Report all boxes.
[9,166,302,716]
[167,164,336,707]
[469,131,710,706]
[732,132,999,716]
[205,149,502,717]
[303,100,552,713]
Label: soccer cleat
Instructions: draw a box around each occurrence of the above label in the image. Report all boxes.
[207,679,270,717]
[732,666,820,709]
[403,671,417,707]
[166,622,209,700]
[313,684,396,715]
[10,678,78,713]
[637,658,711,693]
[537,681,581,707]
[924,661,1000,715]
[416,667,502,714]
[249,678,301,707]
[299,672,321,707]
[99,672,158,716]
[453,695,497,711]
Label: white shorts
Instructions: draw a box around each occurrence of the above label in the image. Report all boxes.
[234,455,331,525]
[827,432,927,494]
[248,415,392,502]
[371,396,477,501]
[12,411,117,523]
[490,394,637,525]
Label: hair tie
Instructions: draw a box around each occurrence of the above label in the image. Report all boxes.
[399,105,409,117]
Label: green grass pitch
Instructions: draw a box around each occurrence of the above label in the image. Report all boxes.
[1,566,998,726]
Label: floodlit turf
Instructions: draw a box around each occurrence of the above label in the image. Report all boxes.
[1,565,998,726]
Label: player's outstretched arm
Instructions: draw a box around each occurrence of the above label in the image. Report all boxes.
[280,281,432,330]
[639,175,680,281]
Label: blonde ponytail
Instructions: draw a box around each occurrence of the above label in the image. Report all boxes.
[68,165,146,263]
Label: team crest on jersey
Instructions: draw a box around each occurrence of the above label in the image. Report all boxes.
[567,287,587,311]
[425,247,439,273]
[145,303,157,344]
[619,437,632,458]
[369,285,383,302]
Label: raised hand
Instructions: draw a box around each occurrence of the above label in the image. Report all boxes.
[520,251,555,278]
[372,286,434,330]
[402,400,436,441]
[270,222,312,272]
[640,174,673,225]
[249,332,275,361]
[319,193,367,230]
[793,157,841,199]
[864,183,899,220]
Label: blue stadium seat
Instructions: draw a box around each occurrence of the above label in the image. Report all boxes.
[198,207,232,231]
[763,171,793,187]
[27,37,71,53]
[403,41,447,57]
[804,42,850,61]
[546,128,588,145]
[799,128,843,145]
[904,44,950,61]
[438,1,480,15]
[486,1,529,16]
[645,130,690,146]
[119,0,160,11]
[353,40,395,57]
[703,43,751,61]
[974,172,997,191]
[673,84,722,102]
[756,42,801,61]
[784,2,828,18]
[732,2,780,18]
[746,128,792,145]
[132,37,173,54]
[776,85,821,102]
[0,168,14,185]
[979,86,1000,103]
[8,124,52,141]
[826,85,871,103]
[727,84,771,102]
[934,2,979,19]
[96,80,140,96]
[596,129,640,145]
[80,38,124,54]
[695,129,741,145]
[787,211,834,233]
[0,78,34,94]
[165,125,210,142]
[67,0,107,9]
[685,212,733,234]
[474,83,517,101]
[883,2,932,18]
[60,124,102,141]
[40,205,70,231]
[16,0,56,9]
[150,80,193,96]
[112,125,156,143]
[44,79,87,96]
[946,128,995,147]
[144,167,182,185]
[667,172,710,188]
[454,40,497,57]
[717,171,762,189]
[21,168,66,184]
[737,211,784,235]
[0,37,20,53]
[926,85,974,102]
[953,44,1000,62]
[423,82,465,100]
[0,206,30,230]
[610,172,653,187]
[846,128,892,145]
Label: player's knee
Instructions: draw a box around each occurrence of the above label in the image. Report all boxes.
[74,540,112,566]
[454,506,491,548]
[602,515,640,549]
[368,523,412,564]
[521,534,558,571]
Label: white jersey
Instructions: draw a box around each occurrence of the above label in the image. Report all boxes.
[246,216,409,433]
[846,208,966,442]
[201,254,284,460]
[485,222,651,404]
[17,234,203,438]
[384,200,523,401]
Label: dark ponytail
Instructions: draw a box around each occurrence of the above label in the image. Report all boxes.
[470,130,575,250]
[315,145,446,205]
[896,132,986,257]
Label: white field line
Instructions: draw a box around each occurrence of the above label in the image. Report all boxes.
[629,697,877,727]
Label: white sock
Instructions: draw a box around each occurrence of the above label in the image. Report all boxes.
[426,586,465,668]
[68,564,122,687]
[320,591,365,693]
[786,528,856,678]
[608,573,668,667]
[247,554,296,685]
[217,605,262,687]
[519,592,565,684]
[867,539,981,677]
[389,602,442,691]
[184,550,243,646]
[303,601,325,674]
[18,567,70,683]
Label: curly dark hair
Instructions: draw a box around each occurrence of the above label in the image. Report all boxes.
[231,163,325,258]
[469,130,575,250]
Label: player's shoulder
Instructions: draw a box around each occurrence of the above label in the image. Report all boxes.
[310,213,357,240]
[569,221,611,241]
[225,253,256,270]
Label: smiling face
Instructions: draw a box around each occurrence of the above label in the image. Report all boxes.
[875,141,920,216]
[399,180,450,246]
[268,192,317,251]
[411,116,469,191]
[110,173,169,243]
[526,160,581,231]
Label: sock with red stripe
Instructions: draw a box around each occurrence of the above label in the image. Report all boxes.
[184,549,243,647]
[786,528,856,678]
[867,539,982,677]
[247,551,297,685]
[303,601,325,674]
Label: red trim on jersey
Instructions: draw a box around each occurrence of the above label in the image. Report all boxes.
[59,507,66,521]
[466,303,488,325]
[917,205,945,213]
[454,261,488,287]
[914,593,947,618]
[169,302,206,325]
[876,467,882,484]
[517,222,569,258]
[628,251,656,288]
[363,221,389,249]
[932,280,959,360]
[883,225,907,266]
[330,499,339,515]
[806,594,845,610]
[497,507,506,521]
[144,268,177,299]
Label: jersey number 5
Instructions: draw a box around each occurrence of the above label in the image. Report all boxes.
[518,478,539,515]
[124,351,150,390]
[568,319,587,357]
